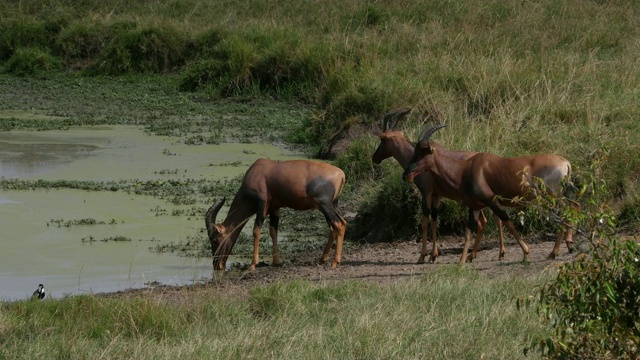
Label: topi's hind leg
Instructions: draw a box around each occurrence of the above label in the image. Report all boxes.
[563,201,579,253]
[548,200,579,259]
[417,193,430,263]
[503,220,530,262]
[491,203,529,262]
[496,215,506,260]
[429,216,438,262]
[318,201,347,268]
[320,227,337,264]
[330,216,347,268]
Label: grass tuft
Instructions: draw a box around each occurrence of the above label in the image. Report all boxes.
[4,47,61,75]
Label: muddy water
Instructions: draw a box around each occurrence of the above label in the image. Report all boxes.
[0,126,305,301]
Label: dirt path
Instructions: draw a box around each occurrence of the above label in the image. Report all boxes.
[103,236,575,304]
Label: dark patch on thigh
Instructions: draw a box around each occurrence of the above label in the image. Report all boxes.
[490,204,510,222]
[306,176,337,204]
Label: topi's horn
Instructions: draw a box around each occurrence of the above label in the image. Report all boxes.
[390,108,412,131]
[419,123,447,142]
[382,108,411,131]
[205,197,226,238]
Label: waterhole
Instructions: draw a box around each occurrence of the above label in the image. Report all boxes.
[0,125,305,301]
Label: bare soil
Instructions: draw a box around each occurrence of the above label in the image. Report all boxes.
[102,235,576,304]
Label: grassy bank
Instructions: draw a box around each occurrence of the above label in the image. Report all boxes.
[0,266,549,359]
[2,0,638,239]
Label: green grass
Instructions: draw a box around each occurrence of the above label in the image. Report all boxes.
[0,266,550,359]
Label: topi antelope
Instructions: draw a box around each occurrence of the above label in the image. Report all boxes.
[404,124,576,263]
[372,109,504,263]
[205,158,347,271]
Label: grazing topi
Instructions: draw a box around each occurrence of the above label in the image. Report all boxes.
[205,158,347,271]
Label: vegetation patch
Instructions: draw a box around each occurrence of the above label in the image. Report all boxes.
[81,235,135,243]
[0,267,548,359]
[526,238,640,359]
[0,110,68,121]
[47,218,120,227]
[4,47,61,76]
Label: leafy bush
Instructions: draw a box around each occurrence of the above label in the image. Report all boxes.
[180,29,331,103]
[522,155,640,358]
[352,4,390,28]
[178,58,228,92]
[618,196,640,232]
[252,42,328,101]
[189,28,227,59]
[325,82,388,122]
[333,136,377,183]
[527,238,640,359]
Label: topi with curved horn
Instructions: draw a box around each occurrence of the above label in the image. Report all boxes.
[372,112,504,263]
[404,125,578,263]
[205,158,347,271]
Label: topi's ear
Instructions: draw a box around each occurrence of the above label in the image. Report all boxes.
[214,224,225,234]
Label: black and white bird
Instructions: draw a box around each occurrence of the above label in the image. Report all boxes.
[32,284,45,300]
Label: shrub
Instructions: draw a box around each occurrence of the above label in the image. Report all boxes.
[347,165,420,242]
[334,136,376,183]
[522,155,640,358]
[56,21,109,67]
[252,42,327,101]
[91,21,188,74]
[180,29,331,101]
[527,238,640,359]
[0,18,50,61]
[4,47,61,76]
[189,28,227,59]
[178,58,228,92]
[327,83,388,120]
[617,196,640,232]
